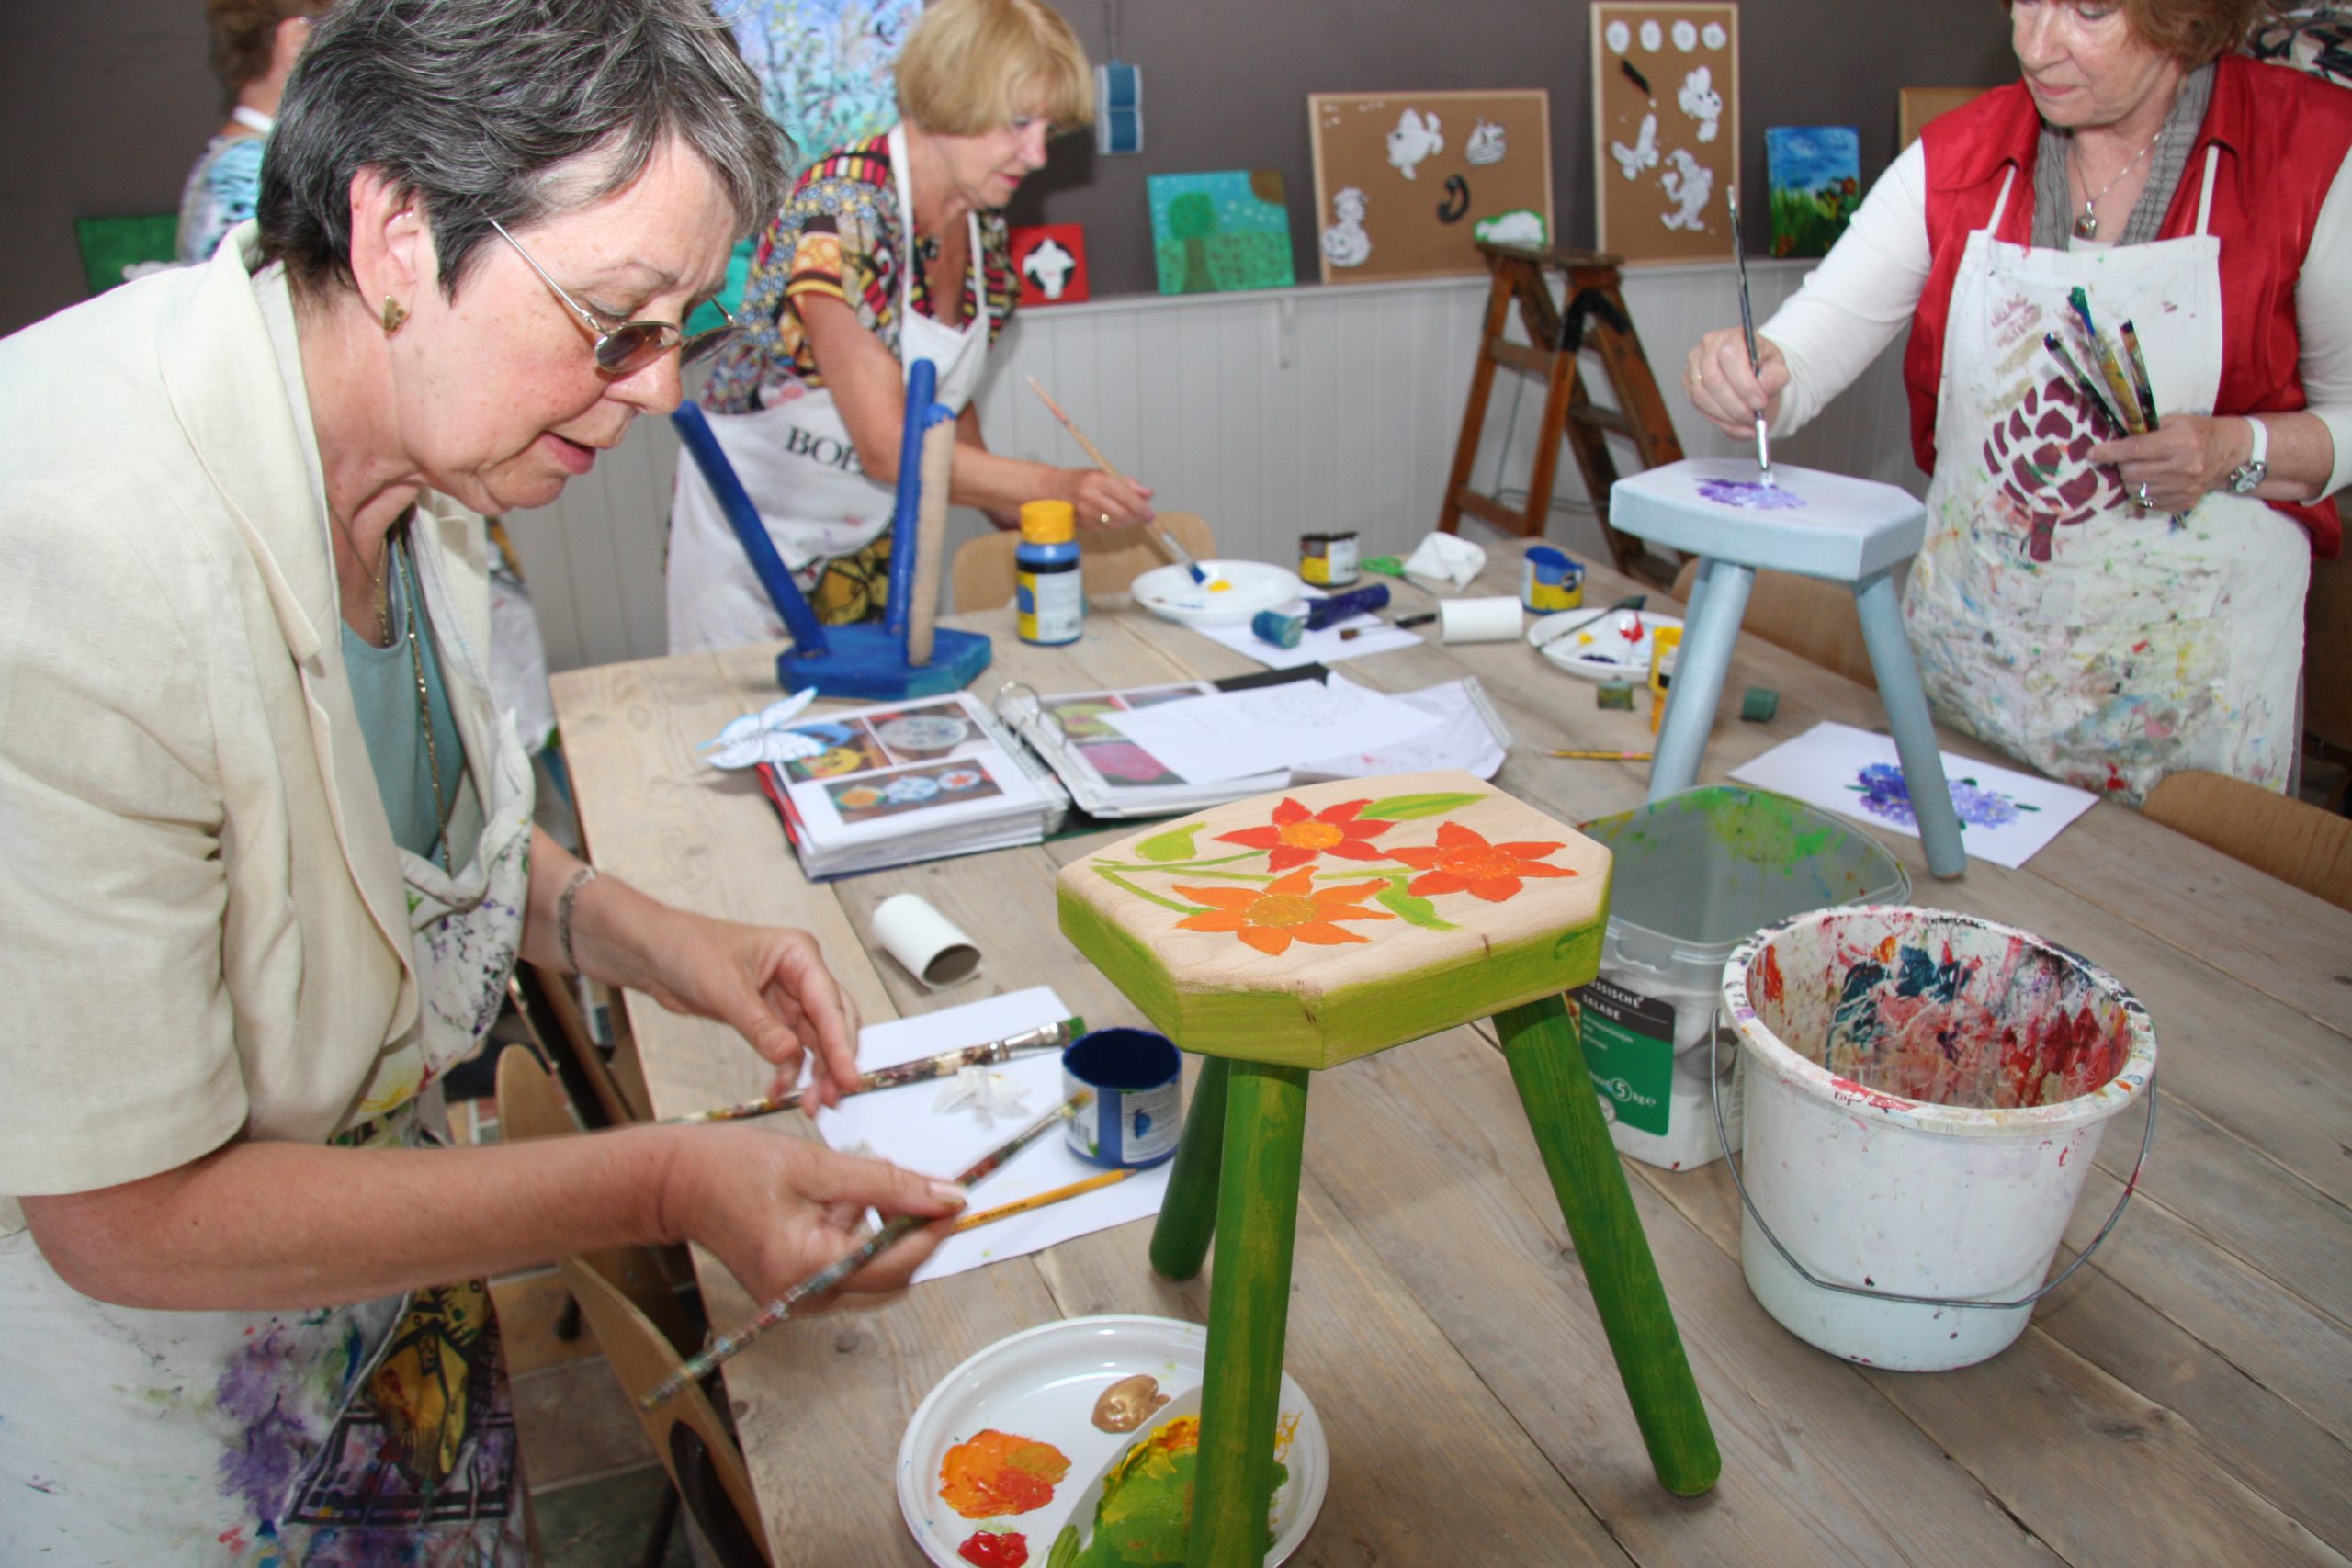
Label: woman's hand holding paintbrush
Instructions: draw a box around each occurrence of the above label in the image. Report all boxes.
[1023,376,1159,536]
[1683,324,1792,444]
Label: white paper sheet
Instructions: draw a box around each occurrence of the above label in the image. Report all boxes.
[1728,721,2098,869]
[1193,604,1423,669]
[1097,674,1445,784]
[812,987,1170,1283]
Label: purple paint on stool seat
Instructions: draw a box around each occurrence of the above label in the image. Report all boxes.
[1698,478,1806,510]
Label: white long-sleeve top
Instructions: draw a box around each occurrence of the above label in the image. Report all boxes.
[1759,137,2352,500]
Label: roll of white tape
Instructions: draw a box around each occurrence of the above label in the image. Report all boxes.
[1437,595,1524,644]
[869,893,981,988]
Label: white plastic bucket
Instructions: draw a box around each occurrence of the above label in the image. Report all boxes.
[1719,907,2156,1371]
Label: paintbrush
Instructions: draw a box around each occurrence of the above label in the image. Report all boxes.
[1549,749,1655,761]
[2042,333,2129,438]
[2117,319,2161,433]
[641,1092,1090,1409]
[658,1017,1084,1125]
[1529,593,1647,650]
[1023,376,1204,585]
[1725,187,1774,485]
[2067,288,2145,435]
[951,1167,1135,1234]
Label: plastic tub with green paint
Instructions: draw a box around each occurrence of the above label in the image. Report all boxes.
[1574,784,1909,1171]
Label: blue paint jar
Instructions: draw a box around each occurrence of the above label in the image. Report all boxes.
[1523,545,1584,613]
[1016,500,1083,645]
[1062,1028,1182,1168]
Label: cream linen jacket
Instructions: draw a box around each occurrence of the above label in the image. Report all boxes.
[0,229,494,1231]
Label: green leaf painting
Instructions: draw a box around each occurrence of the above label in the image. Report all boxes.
[1135,822,1205,863]
[1356,792,1484,822]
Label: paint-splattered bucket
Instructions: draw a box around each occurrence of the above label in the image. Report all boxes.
[1718,907,2156,1371]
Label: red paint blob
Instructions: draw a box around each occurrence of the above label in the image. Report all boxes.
[957,1529,1030,1566]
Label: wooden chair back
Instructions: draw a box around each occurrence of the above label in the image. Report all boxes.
[560,1258,773,1568]
[2141,770,2352,911]
[1671,558,1877,691]
[950,511,1216,612]
[2304,553,2352,782]
[492,1047,699,1354]
[506,960,653,1126]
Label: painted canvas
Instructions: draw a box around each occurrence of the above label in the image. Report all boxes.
[1147,171,1295,294]
[74,215,177,295]
[1590,4,1740,265]
[717,0,915,160]
[1009,223,1090,305]
[1307,89,1553,283]
[1765,127,1860,258]
[1728,721,2098,869]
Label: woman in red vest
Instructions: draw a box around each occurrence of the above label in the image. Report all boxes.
[1685,0,2351,804]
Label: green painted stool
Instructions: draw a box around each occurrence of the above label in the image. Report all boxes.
[1058,771,1721,1563]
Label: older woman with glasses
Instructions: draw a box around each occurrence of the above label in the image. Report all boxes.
[0,1,964,1557]
[667,0,1154,648]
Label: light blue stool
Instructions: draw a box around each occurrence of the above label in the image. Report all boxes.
[1608,457,1965,879]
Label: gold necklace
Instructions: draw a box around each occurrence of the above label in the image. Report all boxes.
[2071,123,2165,241]
[395,528,457,874]
[340,516,394,645]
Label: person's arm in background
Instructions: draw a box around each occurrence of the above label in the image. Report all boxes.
[803,293,1151,528]
[2090,156,2350,511]
[1685,138,1935,440]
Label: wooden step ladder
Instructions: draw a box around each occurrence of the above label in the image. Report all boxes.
[1438,242,1684,587]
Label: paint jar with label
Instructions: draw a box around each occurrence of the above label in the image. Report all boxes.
[1015,499,1083,646]
[1062,1028,1182,1168]
[1572,785,1910,1171]
[1299,530,1361,588]
[1521,545,1583,613]
[1648,623,1681,736]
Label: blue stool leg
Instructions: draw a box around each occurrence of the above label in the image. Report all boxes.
[1649,558,1750,800]
[1854,569,1966,878]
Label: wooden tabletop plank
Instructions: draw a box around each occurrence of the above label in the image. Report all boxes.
[1305,1030,2060,1567]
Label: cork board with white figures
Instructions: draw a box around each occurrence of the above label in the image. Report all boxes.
[1591,4,1740,265]
[1307,90,1553,284]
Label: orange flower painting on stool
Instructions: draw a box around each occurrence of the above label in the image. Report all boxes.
[1386,821,1575,903]
[1215,796,1394,872]
[1173,868,1394,955]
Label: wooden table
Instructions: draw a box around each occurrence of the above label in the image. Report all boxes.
[551,546,2352,1566]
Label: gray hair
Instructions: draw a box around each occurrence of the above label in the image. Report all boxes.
[258,0,790,298]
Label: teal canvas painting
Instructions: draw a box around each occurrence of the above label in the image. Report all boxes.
[1765,126,1860,259]
[1147,170,1295,294]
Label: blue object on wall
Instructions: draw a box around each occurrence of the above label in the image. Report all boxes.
[1096,61,1142,154]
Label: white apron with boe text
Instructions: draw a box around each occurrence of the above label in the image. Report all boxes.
[1904,148,2307,803]
[667,122,991,653]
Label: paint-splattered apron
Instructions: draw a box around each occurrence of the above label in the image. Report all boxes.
[0,540,537,1566]
[666,121,991,654]
[1903,148,2308,803]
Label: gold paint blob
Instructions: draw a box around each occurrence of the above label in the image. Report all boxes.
[1090,1373,1170,1433]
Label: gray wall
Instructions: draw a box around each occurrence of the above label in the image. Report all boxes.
[0,2,2019,335]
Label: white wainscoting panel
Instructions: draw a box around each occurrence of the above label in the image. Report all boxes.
[503,259,1918,673]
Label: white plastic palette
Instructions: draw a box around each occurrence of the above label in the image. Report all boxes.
[1532,610,1685,681]
[1133,560,1305,627]
[896,1314,1329,1566]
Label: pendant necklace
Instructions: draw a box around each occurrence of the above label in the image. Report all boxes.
[2072,124,2165,241]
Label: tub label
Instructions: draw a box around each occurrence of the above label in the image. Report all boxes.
[1576,977,1675,1136]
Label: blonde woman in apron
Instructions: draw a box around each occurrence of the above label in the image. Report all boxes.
[1683,4,2352,806]
[666,0,1154,654]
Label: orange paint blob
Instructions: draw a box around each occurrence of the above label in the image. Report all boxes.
[938,1429,1071,1520]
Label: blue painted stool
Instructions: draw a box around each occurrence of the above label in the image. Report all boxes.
[1607,457,1965,878]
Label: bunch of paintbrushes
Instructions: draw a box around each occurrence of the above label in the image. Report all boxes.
[2042,288,2179,523]
[659,1017,1083,1124]
[641,1092,1092,1408]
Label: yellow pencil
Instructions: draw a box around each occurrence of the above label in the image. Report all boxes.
[1550,749,1654,761]
[951,1168,1134,1233]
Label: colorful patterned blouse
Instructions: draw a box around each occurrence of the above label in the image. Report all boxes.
[699,131,1020,415]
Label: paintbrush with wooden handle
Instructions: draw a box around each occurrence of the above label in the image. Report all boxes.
[1023,375,1203,584]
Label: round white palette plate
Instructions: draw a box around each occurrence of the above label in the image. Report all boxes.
[897,1314,1329,1566]
[1133,560,1305,626]
[1531,610,1686,681]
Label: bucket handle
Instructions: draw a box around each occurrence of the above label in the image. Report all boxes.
[1707,1013,2156,1312]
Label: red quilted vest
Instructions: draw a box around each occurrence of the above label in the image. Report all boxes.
[1904,55,2352,558]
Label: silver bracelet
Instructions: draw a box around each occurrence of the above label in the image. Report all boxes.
[557,864,599,973]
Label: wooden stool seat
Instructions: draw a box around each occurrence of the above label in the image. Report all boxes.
[1058,772,1721,1563]
[1610,457,1968,880]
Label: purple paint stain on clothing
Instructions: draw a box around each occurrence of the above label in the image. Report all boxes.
[1698,478,1806,510]
[214,1326,319,1519]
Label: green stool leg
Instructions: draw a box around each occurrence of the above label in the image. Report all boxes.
[1150,1055,1231,1280]
[1187,1061,1309,1568]
[1497,995,1722,1496]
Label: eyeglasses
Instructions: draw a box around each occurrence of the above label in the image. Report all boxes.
[489,218,736,377]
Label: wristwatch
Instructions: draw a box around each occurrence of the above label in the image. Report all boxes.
[2227,417,2269,495]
